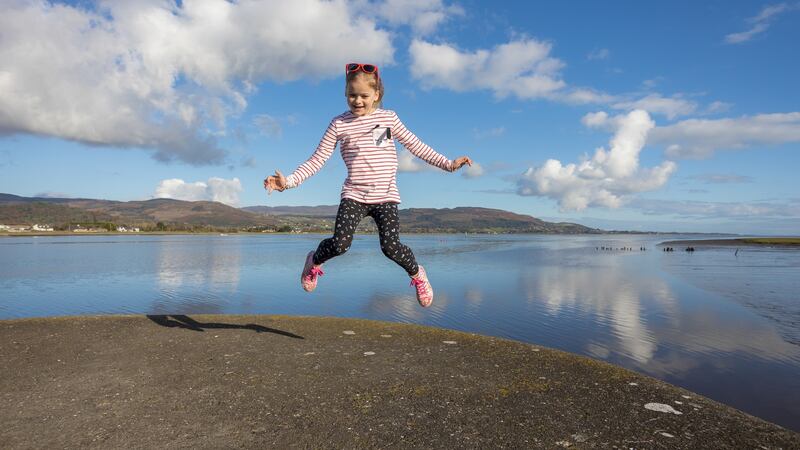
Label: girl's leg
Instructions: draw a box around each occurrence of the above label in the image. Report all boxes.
[369,202,419,276]
[313,198,368,265]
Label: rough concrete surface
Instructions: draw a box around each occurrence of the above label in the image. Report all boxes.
[1,315,798,449]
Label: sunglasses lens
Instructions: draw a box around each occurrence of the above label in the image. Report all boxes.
[347,63,359,72]
[363,65,376,73]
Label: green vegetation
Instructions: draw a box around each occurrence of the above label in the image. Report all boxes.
[1,194,602,235]
[741,238,800,246]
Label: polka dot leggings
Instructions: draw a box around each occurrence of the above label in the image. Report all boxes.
[313,198,419,276]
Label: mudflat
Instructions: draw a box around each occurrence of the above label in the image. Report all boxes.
[660,237,800,247]
[1,315,798,448]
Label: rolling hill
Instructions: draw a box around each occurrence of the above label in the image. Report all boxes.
[1,193,600,234]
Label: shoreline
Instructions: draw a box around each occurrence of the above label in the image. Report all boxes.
[2,231,735,238]
[659,237,800,247]
[1,314,797,448]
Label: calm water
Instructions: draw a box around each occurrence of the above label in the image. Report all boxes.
[1,233,799,431]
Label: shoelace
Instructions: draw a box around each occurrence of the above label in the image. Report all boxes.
[410,277,426,293]
[305,266,324,281]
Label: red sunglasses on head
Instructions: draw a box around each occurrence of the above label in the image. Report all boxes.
[346,63,379,77]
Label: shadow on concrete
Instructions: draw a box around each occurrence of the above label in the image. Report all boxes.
[146,315,304,339]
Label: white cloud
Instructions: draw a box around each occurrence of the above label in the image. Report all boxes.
[0,0,394,165]
[366,0,464,35]
[587,48,610,60]
[406,37,716,121]
[462,162,484,178]
[518,110,677,211]
[611,94,697,120]
[725,3,799,44]
[253,115,282,138]
[155,177,243,206]
[473,126,506,139]
[408,38,566,100]
[649,112,800,159]
[397,149,433,172]
[561,88,617,105]
[705,101,733,115]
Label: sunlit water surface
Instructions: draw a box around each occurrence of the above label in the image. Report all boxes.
[1,234,798,431]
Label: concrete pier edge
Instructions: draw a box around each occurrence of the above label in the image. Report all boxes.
[1,314,798,449]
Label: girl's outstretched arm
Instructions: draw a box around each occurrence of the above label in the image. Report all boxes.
[282,119,339,190]
[451,156,473,171]
[391,112,455,172]
[263,170,287,195]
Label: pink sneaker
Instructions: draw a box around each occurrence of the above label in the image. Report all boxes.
[301,251,324,292]
[410,265,433,307]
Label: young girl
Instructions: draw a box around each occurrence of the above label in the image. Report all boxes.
[263,63,472,308]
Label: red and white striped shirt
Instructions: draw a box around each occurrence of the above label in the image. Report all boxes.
[285,109,454,204]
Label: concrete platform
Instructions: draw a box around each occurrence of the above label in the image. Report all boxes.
[1,315,797,449]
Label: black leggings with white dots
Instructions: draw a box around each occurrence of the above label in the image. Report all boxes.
[312,198,419,276]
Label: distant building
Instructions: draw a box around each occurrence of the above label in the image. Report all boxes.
[32,224,54,232]
[2,224,31,232]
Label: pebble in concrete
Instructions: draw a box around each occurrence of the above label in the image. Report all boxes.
[645,403,683,415]
[343,331,355,335]
[380,335,392,338]
[442,341,457,345]
[363,352,375,356]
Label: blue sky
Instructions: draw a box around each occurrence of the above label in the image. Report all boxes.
[1,0,798,234]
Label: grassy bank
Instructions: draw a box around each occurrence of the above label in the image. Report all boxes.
[740,237,800,246]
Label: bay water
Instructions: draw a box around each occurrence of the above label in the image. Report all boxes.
[1,233,798,431]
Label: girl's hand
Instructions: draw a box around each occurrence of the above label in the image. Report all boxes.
[263,170,287,195]
[451,156,473,171]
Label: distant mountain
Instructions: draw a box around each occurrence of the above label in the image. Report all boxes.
[1,193,600,234]
[244,204,600,234]
[0,194,276,229]
[242,205,340,216]
[398,207,598,233]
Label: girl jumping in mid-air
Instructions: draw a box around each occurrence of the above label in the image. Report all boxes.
[264,63,472,308]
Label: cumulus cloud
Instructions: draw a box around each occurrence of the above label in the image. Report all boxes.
[462,162,484,178]
[649,112,800,159]
[611,94,697,120]
[408,38,566,100]
[155,177,243,206]
[397,149,433,172]
[0,0,394,165]
[367,0,464,35]
[560,88,617,105]
[518,110,677,211]
[406,36,717,121]
[725,3,799,44]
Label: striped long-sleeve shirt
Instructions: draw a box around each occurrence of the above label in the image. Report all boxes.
[285,109,454,204]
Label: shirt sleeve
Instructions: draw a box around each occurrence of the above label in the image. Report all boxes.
[391,112,453,172]
[285,119,338,189]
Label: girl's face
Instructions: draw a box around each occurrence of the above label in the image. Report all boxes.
[346,76,380,116]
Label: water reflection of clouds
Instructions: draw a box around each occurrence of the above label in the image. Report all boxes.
[156,238,241,292]
[519,264,667,364]
[362,290,452,323]
[516,261,800,372]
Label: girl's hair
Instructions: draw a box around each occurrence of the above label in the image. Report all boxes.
[345,71,384,107]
